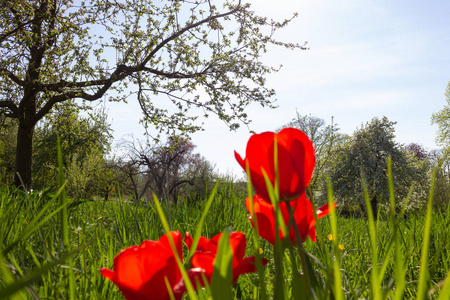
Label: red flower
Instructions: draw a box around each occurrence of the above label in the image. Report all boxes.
[235,128,315,203]
[185,232,268,284]
[101,231,203,300]
[246,194,334,245]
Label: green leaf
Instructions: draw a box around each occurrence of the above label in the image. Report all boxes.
[152,194,197,300]
[0,247,79,299]
[210,231,233,300]
[362,178,381,300]
[185,181,219,266]
[416,169,436,300]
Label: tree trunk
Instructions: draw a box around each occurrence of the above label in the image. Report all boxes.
[14,122,34,189]
[370,195,378,220]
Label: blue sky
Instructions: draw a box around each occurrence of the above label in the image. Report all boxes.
[107,0,450,178]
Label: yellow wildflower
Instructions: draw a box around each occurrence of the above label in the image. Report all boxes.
[254,248,263,255]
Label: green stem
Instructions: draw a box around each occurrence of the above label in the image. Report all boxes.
[273,198,286,300]
[285,200,313,298]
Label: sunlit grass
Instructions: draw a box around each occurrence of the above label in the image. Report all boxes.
[1,179,450,299]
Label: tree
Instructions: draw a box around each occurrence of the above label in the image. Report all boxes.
[402,146,431,212]
[33,101,112,189]
[0,0,303,188]
[122,136,214,202]
[404,143,428,160]
[64,149,129,200]
[0,118,17,184]
[431,81,450,151]
[428,149,450,209]
[280,112,340,198]
[176,155,217,203]
[330,117,414,217]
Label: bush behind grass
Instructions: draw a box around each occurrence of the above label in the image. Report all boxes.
[1,181,450,299]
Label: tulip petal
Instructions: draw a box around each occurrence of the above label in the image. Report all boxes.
[316,203,336,219]
[235,256,269,277]
[229,232,246,269]
[234,151,246,171]
[172,268,207,299]
[235,128,316,203]
[210,233,223,246]
[158,231,183,262]
[244,132,276,201]
[289,195,317,243]
[191,251,215,279]
[278,128,315,181]
[190,231,266,284]
[245,195,277,245]
[246,194,324,245]
[185,232,193,249]
[101,232,186,300]
[115,242,167,289]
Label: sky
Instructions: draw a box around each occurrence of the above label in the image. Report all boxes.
[106,0,450,178]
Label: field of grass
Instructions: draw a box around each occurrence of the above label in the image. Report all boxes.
[1,181,450,299]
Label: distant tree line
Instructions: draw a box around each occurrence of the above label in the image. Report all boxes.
[283,81,450,217]
[0,101,229,204]
[1,82,449,214]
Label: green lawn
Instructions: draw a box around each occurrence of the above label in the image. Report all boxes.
[1,183,450,299]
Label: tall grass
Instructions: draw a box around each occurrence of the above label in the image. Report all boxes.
[1,177,450,299]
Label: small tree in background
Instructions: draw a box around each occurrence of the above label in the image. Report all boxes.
[428,149,450,209]
[431,81,450,152]
[280,112,341,200]
[121,136,216,203]
[33,102,112,190]
[64,148,104,199]
[178,157,218,203]
[405,143,428,161]
[330,117,416,217]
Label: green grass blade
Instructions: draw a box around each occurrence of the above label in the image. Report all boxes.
[245,164,268,300]
[0,247,78,299]
[210,230,233,300]
[437,271,450,300]
[287,246,308,299]
[2,185,67,256]
[0,251,27,300]
[389,159,407,300]
[260,167,286,300]
[362,178,381,300]
[185,181,219,265]
[416,169,436,300]
[327,180,344,300]
[57,136,69,249]
[153,194,197,300]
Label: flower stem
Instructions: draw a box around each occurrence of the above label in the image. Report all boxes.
[273,200,286,300]
[285,200,316,299]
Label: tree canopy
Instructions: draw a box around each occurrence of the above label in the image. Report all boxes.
[0,0,302,187]
[120,135,215,202]
[330,117,414,216]
[33,101,112,189]
[431,81,450,151]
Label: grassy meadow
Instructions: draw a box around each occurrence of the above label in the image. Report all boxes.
[1,180,450,299]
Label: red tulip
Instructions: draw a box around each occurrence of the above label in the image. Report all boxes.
[235,128,315,203]
[246,194,334,245]
[185,231,268,284]
[101,231,203,300]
